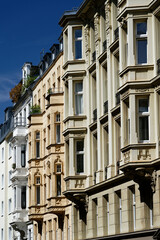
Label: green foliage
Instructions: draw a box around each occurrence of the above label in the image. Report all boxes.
[30,104,41,114]
[22,75,37,94]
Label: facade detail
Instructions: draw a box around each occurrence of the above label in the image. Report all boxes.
[59,0,160,239]
[28,43,72,240]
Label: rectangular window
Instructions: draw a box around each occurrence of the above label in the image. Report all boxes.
[2,148,4,162]
[76,140,84,173]
[55,113,61,143]
[1,229,3,240]
[74,28,82,59]
[1,201,4,216]
[1,174,4,189]
[56,175,61,196]
[9,227,12,240]
[104,195,109,234]
[14,187,16,209]
[21,144,26,167]
[21,186,26,209]
[8,170,12,185]
[36,177,40,205]
[129,186,136,231]
[138,98,149,141]
[75,82,83,115]
[115,190,122,233]
[9,143,12,158]
[136,22,147,64]
[93,198,98,236]
[28,229,32,240]
[36,132,40,158]
[9,199,12,213]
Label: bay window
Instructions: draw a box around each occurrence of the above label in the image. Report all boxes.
[74,28,82,59]
[75,140,84,173]
[136,22,147,64]
[75,82,83,115]
[138,98,149,141]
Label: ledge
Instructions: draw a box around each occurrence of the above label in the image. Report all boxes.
[63,127,87,136]
[63,115,87,123]
[63,59,85,69]
[119,64,154,77]
[121,143,156,153]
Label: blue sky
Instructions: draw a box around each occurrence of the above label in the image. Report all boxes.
[0,0,82,123]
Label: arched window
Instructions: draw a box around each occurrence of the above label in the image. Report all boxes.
[54,158,63,196]
[34,172,41,205]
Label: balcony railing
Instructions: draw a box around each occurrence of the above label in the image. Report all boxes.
[93,108,97,121]
[104,100,108,114]
[103,40,107,52]
[116,92,120,105]
[92,51,96,63]
[157,59,160,75]
[114,27,119,41]
[14,118,26,128]
[47,87,63,95]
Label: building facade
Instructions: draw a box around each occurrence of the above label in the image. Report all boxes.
[59,0,160,239]
[28,43,72,240]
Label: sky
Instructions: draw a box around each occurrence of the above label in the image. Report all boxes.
[0,0,82,124]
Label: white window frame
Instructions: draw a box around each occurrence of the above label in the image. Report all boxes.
[1,174,4,189]
[74,27,82,60]
[136,21,147,65]
[75,140,84,174]
[137,97,149,142]
[74,82,83,115]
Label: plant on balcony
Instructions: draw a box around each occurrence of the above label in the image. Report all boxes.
[30,104,41,114]
[9,82,22,103]
[47,88,52,95]
[12,163,16,169]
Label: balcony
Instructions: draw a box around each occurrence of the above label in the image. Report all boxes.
[47,197,67,214]
[11,209,28,223]
[93,108,97,121]
[114,27,119,41]
[29,104,41,115]
[47,87,63,95]
[157,58,160,75]
[14,117,26,128]
[104,100,108,114]
[11,167,28,180]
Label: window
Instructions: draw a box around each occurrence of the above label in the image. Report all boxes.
[104,195,109,234]
[1,201,4,216]
[9,199,12,213]
[57,164,61,173]
[1,174,4,189]
[129,186,136,231]
[56,175,61,196]
[74,28,82,59]
[21,186,26,209]
[1,229,3,240]
[55,113,61,143]
[1,148,4,162]
[136,22,147,64]
[14,187,16,209]
[35,132,40,158]
[9,143,12,158]
[138,98,149,141]
[8,170,12,185]
[9,227,12,240]
[115,191,122,233]
[28,229,32,240]
[93,199,98,236]
[75,82,83,115]
[75,140,84,173]
[21,144,26,167]
[35,176,40,205]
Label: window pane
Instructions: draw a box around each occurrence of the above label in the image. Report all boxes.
[77,154,84,173]
[137,22,147,35]
[21,186,26,209]
[75,40,82,59]
[21,145,26,167]
[75,82,83,92]
[76,141,84,151]
[36,186,40,204]
[137,40,147,64]
[36,142,40,158]
[56,124,60,143]
[75,95,83,114]
[57,175,61,196]
[57,164,61,173]
[75,29,82,38]
[139,99,148,112]
[139,116,149,140]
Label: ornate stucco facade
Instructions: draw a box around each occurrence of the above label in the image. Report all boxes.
[28,45,72,240]
[59,0,160,239]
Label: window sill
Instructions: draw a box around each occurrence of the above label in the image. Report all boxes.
[63,115,87,123]
[63,59,85,69]
[119,64,154,77]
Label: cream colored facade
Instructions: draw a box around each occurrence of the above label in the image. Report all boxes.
[59,0,160,239]
[28,49,72,240]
